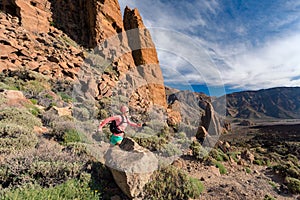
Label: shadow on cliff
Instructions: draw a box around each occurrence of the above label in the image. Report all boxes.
[49,0,97,48]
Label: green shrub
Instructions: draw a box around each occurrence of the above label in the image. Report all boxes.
[189,141,209,160]
[0,141,89,189]
[253,159,263,166]
[160,143,182,157]
[62,129,82,144]
[144,166,204,199]
[273,163,300,179]
[134,136,167,152]
[0,107,41,153]
[245,167,251,174]
[24,103,41,117]
[50,116,76,140]
[0,177,100,200]
[141,126,156,135]
[212,160,227,174]
[268,181,277,189]
[0,107,42,126]
[98,109,108,119]
[0,107,42,130]
[228,151,241,162]
[175,131,187,140]
[285,177,300,194]
[0,122,38,153]
[0,82,18,90]
[264,194,276,200]
[29,98,38,105]
[58,92,73,103]
[20,80,47,96]
[210,149,229,162]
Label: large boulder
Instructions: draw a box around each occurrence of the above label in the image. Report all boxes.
[201,102,222,135]
[104,137,158,199]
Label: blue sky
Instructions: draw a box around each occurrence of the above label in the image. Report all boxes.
[119,0,300,96]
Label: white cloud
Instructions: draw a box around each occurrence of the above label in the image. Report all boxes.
[118,0,300,92]
[218,33,300,90]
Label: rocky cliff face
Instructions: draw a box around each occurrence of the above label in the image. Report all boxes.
[0,0,167,111]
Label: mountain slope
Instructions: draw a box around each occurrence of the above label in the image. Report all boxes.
[214,87,300,119]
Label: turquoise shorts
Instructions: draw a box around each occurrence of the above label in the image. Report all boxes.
[110,134,123,145]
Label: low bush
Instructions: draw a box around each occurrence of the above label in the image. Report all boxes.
[0,107,42,130]
[62,129,83,144]
[160,143,182,157]
[189,141,209,160]
[0,70,50,98]
[0,107,40,153]
[0,176,100,200]
[212,160,227,174]
[285,177,300,194]
[0,140,89,189]
[264,194,276,200]
[144,166,204,200]
[133,136,167,152]
[0,123,38,153]
[58,92,73,103]
[209,148,229,162]
[228,151,241,162]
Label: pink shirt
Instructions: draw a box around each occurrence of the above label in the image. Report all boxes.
[99,114,140,132]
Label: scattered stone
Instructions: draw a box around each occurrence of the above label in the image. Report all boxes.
[241,149,255,164]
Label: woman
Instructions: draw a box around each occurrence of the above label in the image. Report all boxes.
[98,105,142,145]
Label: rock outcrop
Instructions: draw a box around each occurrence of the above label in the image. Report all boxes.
[104,138,158,199]
[0,0,168,112]
[50,0,124,48]
[201,102,222,135]
[0,11,83,80]
[1,0,51,33]
[121,6,167,110]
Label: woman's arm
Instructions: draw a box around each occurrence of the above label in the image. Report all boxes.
[127,117,142,128]
[98,116,119,131]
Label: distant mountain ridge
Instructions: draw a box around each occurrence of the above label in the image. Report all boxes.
[214,87,300,119]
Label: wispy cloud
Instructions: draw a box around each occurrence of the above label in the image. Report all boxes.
[119,0,300,93]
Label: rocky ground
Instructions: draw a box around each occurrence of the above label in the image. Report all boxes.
[178,122,300,200]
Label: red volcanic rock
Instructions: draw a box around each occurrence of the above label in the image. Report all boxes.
[2,0,51,33]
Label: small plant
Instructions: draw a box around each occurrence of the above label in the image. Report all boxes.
[144,166,204,199]
[0,140,89,189]
[160,143,182,157]
[62,129,82,144]
[210,148,229,162]
[49,21,56,27]
[264,194,276,200]
[245,167,251,174]
[0,107,42,129]
[268,181,277,189]
[24,103,41,117]
[228,151,241,162]
[253,159,263,166]
[0,122,38,153]
[190,141,209,160]
[29,99,38,105]
[0,178,100,200]
[133,136,167,152]
[285,177,300,194]
[212,160,227,175]
[58,92,73,103]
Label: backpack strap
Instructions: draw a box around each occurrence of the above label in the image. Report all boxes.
[117,115,127,127]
